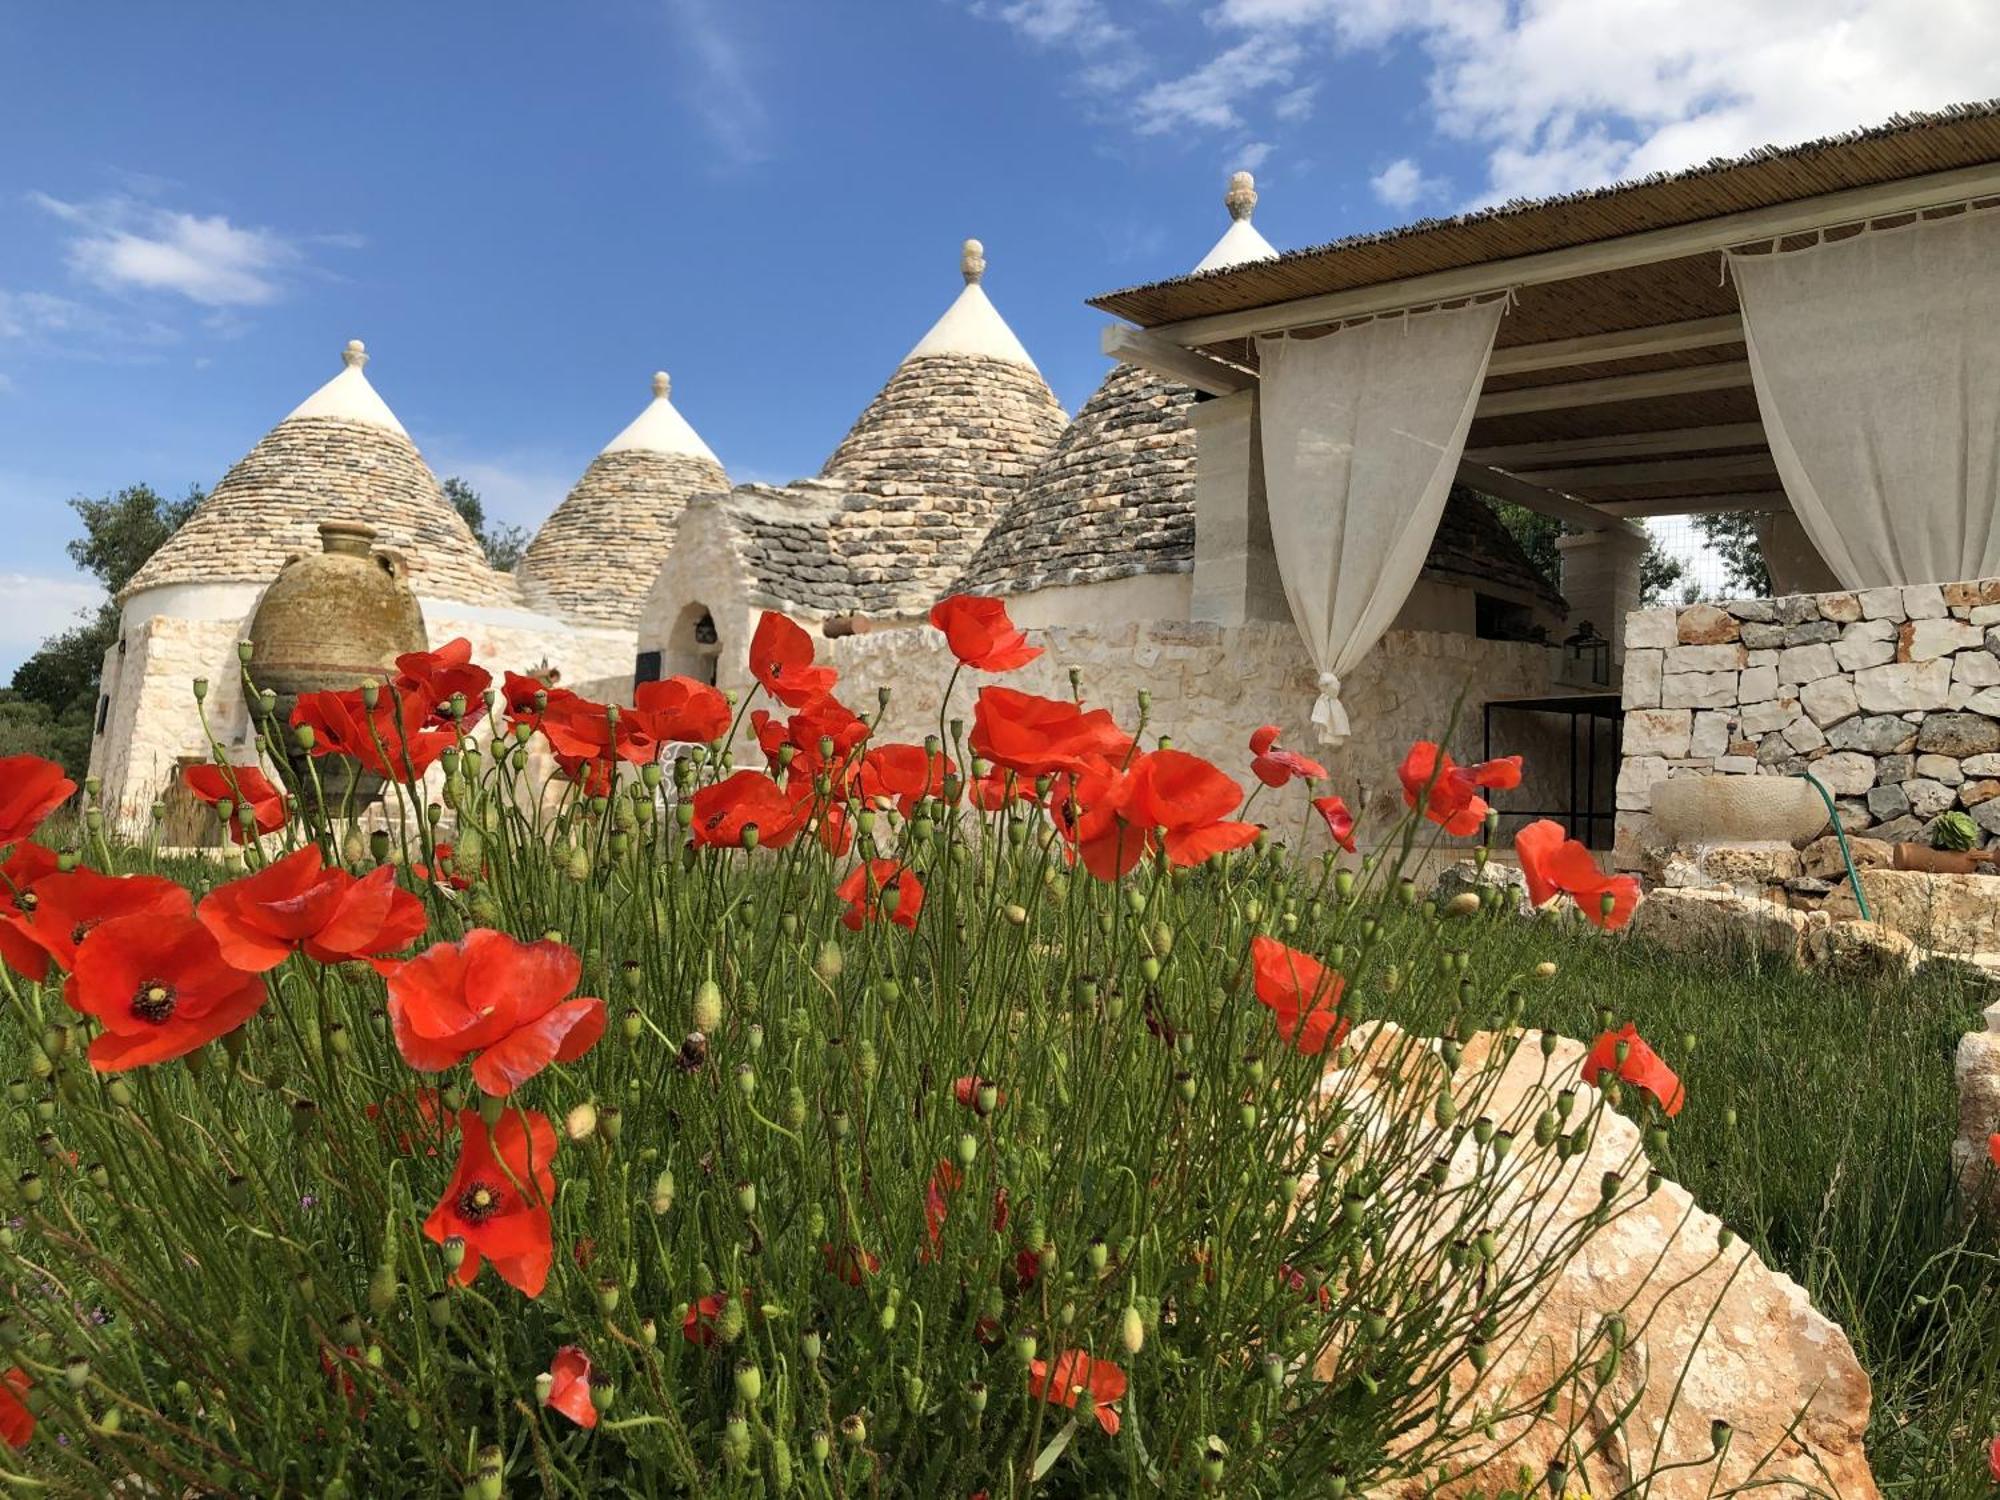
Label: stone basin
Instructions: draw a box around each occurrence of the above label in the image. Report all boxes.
[1651,774,1830,846]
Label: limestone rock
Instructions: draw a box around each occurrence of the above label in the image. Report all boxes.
[1812,751,1879,797]
[1955,1029,2000,1219]
[1625,709,1693,758]
[1800,675,1859,726]
[1628,887,1826,963]
[1694,841,1803,890]
[1676,602,1741,644]
[1809,918,1918,976]
[1854,659,1953,713]
[1322,1024,1880,1500]
[1802,834,1893,880]
[1903,583,1948,620]
[1626,609,1678,650]
[1786,620,1843,646]
[1917,711,2000,758]
[1857,586,1907,622]
[1899,618,1982,661]
[1821,591,1863,622]
[1825,870,2000,954]
[1430,858,1533,917]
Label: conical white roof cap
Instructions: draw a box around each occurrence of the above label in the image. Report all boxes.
[1191,172,1278,272]
[600,371,722,463]
[283,339,410,436]
[903,239,1039,372]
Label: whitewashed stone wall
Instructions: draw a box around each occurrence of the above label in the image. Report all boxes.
[821,618,1574,850]
[1616,579,2000,867]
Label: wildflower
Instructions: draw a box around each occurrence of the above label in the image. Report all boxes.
[749,610,838,708]
[1248,725,1327,788]
[969,686,1132,779]
[1990,1132,2000,1171]
[181,763,289,843]
[1028,1349,1126,1436]
[1069,749,1258,881]
[859,743,954,816]
[385,929,606,1096]
[365,1088,452,1156]
[1249,936,1348,1054]
[393,637,491,727]
[500,670,569,733]
[930,594,1041,672]
[540,695,659,768]
[1397,741,1522,837]
[544,1346,597,1428]
[631,675,732,746]
[1581,1023,1685,1118]
[952,1076,1004,1112]
[691,771,807,851]
[820,1243,882,1286]
[413,842,477,890]
[1312,794,1358,853]
[684,1294,728,1347]
[837,859,924,931]
[197,846,426,972]
[423,1107,558,1297]
[0,842,61,980]
[1989,1434,2000,1485]
[1513,819,1640,931]
[68,913,269,1071]
[17,868,194,975]
[1,1366,33,1449]
[0,754,75,850]
[291,686,453,782]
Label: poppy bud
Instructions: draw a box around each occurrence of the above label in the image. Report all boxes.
[596,1279,621,1314]
[1013,1333,1037,1365]
[534,1370,554,1406]
[1443,891,1481,919]
[801,1329,822,1361]
[1710,1418,1732,1453]
[478,1092,505,1128]
[1718,1225,1736,1251]
[736,1179,757,1214]
[1119,1303,1146,1354]
[1546,1459,1568,1496]
[63,1354,90,1391]
[735,1063,757,1098]
[368,829,391,864]
[1600,1171,1622,1202]
[565,1101,599,1142]
[692,979,723,1033]
[840,1414,867,1447]
[815,941,843,981]
[441,1236,468,1272]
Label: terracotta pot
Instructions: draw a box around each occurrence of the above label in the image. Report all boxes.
[247,520,429,813]
[1891,843,1997,875]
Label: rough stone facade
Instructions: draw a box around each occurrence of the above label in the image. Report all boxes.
[1616,579,2000,867]
[516,448,729,627]
[957,363,1197,593]
[122,417,507,608]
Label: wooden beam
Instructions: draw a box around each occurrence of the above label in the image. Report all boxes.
[1485,314,1743,376]
[1455,461,1646,538]
[1144,163,2000,348]
[1463,423,1766,468]
[1594,491,1788,518]
[1511,452,1779,490]
[1099,324,1253,396]
[1475,362,1751,419]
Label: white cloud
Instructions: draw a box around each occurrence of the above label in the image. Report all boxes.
[1370,155,1447,210]
[32,192,308,307]
[1133,35,1303,134]
[1235,140,1275,171]
[0,572,102,673]
[663,0,772,169]
[981,0,1128,50]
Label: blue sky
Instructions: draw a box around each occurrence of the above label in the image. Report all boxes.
[2,0,1992,674]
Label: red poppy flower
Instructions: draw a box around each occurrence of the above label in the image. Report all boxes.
[68,913,269,1071]
[0,1366,31,1449]
[545,1346,597,1428]
[1029,1350,1127,1436]
[632,675,732,746]
[970,687,1132,780]
[837,859,924,930]
[684,1293,730,1347]
[1513,819,1640,931]
[198,846,427,972]
[1581,1022,1685,1118]
[1311,795,1358,853]
[807,797,855,857]
[413,842,478,890]
[424,1107,557,1296]
[1070,749,1258,881]
[395,637,491,727]
[1248,726,1327,788]
[1989,1132,2000,1172]
[859,743,953,816]
[1990,1434,2000,1485]
[0,754,75,849]
[540,694,658,768]
[749,611,838,708]
[501,671,570,733]
[366,1088,452,1156]
[182,762,289,844]
[1398,742,1522,837]
[786,695,871,777]
[952,1075,1004,1112]
[690,771,806,850]
[924,1159,960,1252]
[930,594,1042,672]
[0,842,61,980]
[292,687,453,782]
[15,867,193,975]
[319,1342,371,1419]
[967,765,1038,811]
[385,929,606,1096]
[1249,936,1349,1055]
[820,1242,882,1287]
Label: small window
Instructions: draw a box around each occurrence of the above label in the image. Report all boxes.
[95,695,110,732]
[634,650,663,687]
[1475,594,1535,642]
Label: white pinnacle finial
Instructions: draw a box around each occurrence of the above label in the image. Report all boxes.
[342,339,368,370]
[1226,172,1258,222]
[652,371,671,399]
[961,238,986,285]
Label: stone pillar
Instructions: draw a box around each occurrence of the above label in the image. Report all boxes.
[1755,508,1843,597]
[1558,525,1649,664]
[1188,390,1289,626]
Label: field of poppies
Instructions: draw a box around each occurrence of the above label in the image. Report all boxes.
[0,597,1945,1498]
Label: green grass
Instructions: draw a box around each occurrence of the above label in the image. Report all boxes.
[1385,906,2000,1498]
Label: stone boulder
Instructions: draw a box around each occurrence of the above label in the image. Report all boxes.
[1955,1028,2000,1219]
[1824,870,2000,954]
[1317,1024,1879,1500]
[1627,887,1828,964]
[1807,919,1918,977]
[1431,857,1534,917]
[1802,834,1894,881]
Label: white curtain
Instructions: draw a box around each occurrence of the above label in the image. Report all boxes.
[1728,209,2000,589]
[1257,298,1504,741]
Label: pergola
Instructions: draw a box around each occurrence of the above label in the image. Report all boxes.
[1093,104,2000,602]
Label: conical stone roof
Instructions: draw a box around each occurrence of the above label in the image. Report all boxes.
[516,372,729,627]
[123,341,506,607]
[817,240,1067,613]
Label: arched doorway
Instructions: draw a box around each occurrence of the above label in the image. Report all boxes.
[659,602,722,687]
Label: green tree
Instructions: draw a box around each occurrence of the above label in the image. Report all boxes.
[443,475,529,572]
[1484,495,1695,611]
[1691,511,1772,597]
[1639,541,1687,607]
[9,482,202,777]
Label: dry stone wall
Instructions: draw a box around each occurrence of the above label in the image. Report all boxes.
[1617,578,2000,866]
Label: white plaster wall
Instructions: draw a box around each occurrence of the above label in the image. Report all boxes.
[1009,571,1192,630]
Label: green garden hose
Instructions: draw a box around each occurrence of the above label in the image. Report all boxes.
[1795,769,1870,921]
